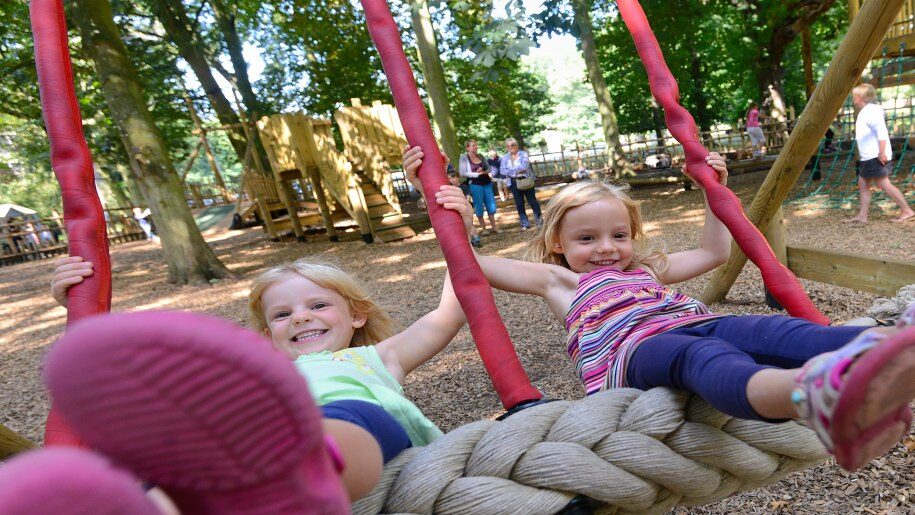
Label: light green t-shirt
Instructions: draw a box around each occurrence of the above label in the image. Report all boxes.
[294,346,443,446]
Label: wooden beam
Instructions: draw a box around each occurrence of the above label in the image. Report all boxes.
[1,423,36,460]
[308,167,338,242]
[787,246,915,296]
[700,0,907,304]
[883,33,915,57]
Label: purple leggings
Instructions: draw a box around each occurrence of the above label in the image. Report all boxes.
[625,315,868,421]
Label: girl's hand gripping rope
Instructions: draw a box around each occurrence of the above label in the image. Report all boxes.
[403,145,473,238]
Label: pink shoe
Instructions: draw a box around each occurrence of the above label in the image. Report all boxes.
[0,447,159,515]
[44,311,349,515]
[793,326,915,470]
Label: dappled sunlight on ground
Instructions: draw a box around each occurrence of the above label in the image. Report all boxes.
[379,274,412,283]
[371,254,410,265]
[2,170,914,514]
[418,259,446,270]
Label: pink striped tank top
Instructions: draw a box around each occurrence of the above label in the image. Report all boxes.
[565,268,723,394]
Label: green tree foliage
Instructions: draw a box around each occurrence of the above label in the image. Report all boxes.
[254,0,393,115]
[446,58,553,149]
[592,0,846,133]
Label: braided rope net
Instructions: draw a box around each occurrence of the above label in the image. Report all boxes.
[353,388,826,514]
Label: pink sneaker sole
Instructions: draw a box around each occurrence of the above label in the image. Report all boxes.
[0,447,159,515]
[832,327,915,470]
[44,311,349,514]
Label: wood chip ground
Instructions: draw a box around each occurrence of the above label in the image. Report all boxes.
[2,171,913,513]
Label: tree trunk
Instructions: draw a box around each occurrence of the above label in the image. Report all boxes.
[688,44,712,134]
[208,0,261,116]
[73,0,236,284]
[650,98,665,150]
[149,0,249,164]
[802,26,815,99]
[490,96,526,149]
[571,0,631,177]
[409,0,461,166]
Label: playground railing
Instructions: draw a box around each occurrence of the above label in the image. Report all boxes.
[0,209,147,268]
[527,119,795,183]
[184,181,235,208]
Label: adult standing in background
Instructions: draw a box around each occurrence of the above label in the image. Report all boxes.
[500,137,542,231]
[459,140,500,235]
[488,149,508,202]
[745,102,768,157]
[847,83,914,223]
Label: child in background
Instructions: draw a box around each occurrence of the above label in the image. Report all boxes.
[405,146,915,472]
[488,149,508,202]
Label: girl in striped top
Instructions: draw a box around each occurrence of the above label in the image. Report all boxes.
[405,146,915,471]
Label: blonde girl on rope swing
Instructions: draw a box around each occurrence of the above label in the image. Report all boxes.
[403,145,915,473]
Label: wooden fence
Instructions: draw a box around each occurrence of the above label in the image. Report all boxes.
[527,118,795,182]
[0,208,147,267]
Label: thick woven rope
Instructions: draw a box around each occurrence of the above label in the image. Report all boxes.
[868,284,915,320]
[352,388,827,514]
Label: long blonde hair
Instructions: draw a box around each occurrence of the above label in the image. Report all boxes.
[248,259,396,347]
[526,181,667,275]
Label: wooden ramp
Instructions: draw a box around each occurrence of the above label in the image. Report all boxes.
[258,111,414,243]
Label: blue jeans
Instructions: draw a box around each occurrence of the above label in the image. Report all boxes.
[322,400,412,463]
[626,315,867,421]
[469,183,497,217]
[508,180,542,228]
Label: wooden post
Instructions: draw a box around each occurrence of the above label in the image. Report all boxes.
[185,96,228,191]
[190,184,204,207]
[1,423,36,460]
[180,140,203,183]
[347,174,374,243]
[278,175,306,241]
[308,167,338,242]
[848,0,860,23]
[701,0,906,304]
[762,206,788,310]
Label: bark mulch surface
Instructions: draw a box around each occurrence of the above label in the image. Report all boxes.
[2,170,913,513]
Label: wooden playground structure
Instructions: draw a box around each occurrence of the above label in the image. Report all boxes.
[253,99,414,244]
[702,0,915,305]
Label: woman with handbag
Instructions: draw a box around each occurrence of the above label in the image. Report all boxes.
[459,140,500,235]
[500,137,542,231]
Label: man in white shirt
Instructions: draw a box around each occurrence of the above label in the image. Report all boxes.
[847,83,914,223]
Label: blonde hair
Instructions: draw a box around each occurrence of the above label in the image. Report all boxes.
[248,259,396,347]
[525,181,668,276]
[853,83,877,103]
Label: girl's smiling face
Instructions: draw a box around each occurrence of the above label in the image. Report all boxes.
[261,274,366,359]
[553,197,635,274]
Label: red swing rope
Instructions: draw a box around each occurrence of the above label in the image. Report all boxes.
[31,0,112,445]
[361,0,543,409]
[617,0,829,325]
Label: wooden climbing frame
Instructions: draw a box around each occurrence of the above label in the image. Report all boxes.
[256,105,416,243]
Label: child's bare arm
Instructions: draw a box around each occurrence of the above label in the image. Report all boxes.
[51,256,94,308]
[376,272,465,382]
[660,152,732,284]
[432,185,577,320]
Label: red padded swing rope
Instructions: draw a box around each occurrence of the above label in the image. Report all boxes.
[361,0,542,409]
[617,0,829,325]
[31,0,112,445]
